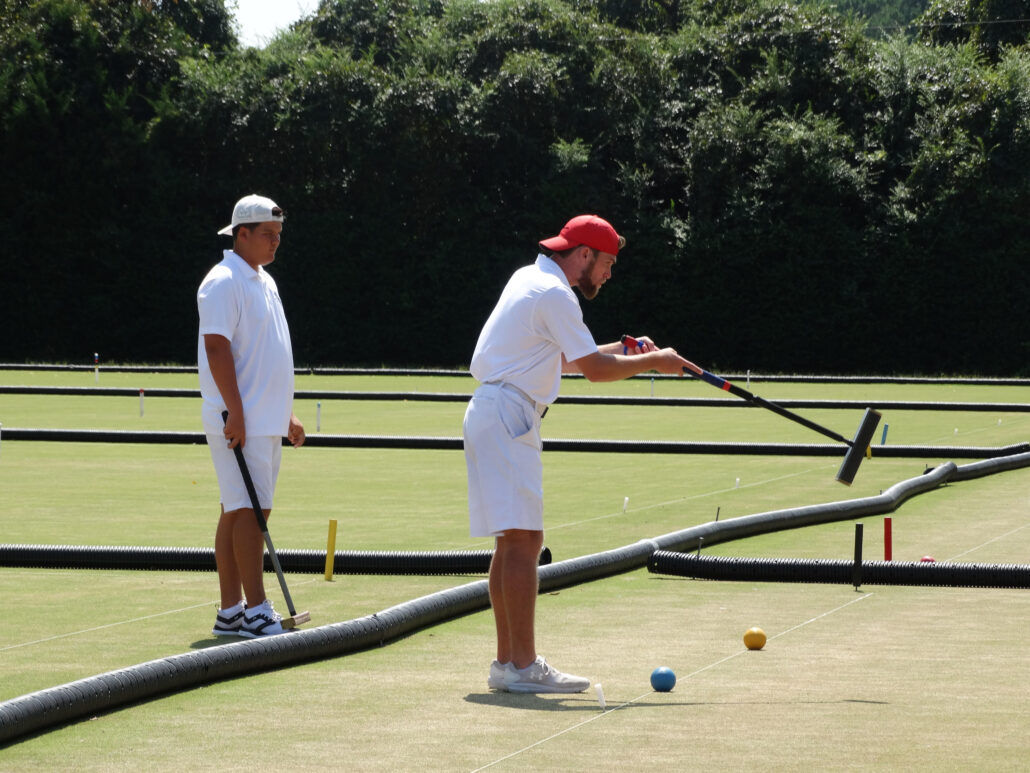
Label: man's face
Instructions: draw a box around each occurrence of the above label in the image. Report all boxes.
[576,248,616,300]
[236,221,282,268]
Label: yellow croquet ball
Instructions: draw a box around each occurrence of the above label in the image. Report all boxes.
[743,627,766,650]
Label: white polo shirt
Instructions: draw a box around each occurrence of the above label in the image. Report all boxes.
[197,250,295,436]
[470,255,597,405]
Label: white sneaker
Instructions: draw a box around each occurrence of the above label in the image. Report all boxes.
[239,599,285,638]
[488,660,512,690]
[504,656,590,694]
[212,601,246,636]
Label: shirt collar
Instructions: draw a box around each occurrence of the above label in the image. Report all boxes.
[535,254,571,289]
[224,249,264,279]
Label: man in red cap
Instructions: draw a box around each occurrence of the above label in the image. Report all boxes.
[464,214,692,693]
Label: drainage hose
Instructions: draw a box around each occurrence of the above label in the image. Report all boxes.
[647,552,1030,588]
[0,546,552,574]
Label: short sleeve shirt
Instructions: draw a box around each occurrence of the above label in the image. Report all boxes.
[197,250,295,436]
[470,255,597,405]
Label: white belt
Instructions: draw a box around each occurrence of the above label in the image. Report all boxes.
[483,382,548,418]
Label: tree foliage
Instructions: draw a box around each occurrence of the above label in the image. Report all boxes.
[919,0,1030,59]
[834,0,931,35]
[2,0,1029,374]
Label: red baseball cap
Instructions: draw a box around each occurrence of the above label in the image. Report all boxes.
[539,214,624,255]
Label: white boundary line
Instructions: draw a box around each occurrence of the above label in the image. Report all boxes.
[945,523,1030,562]
[0,601,215,651]
[0,577,321,652]
[470,593,872,772]
[547,465,832,532]
[446,459,845,552]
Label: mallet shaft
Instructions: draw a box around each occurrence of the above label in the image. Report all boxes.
[619,336,880,485]
[682,362,851,445]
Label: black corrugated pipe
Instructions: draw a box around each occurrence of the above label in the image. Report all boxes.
[5,364,1030,384]
[5,385,1030,413]
[0,546,552,574]
[4,427,1028,459]
[647,553,1030,589]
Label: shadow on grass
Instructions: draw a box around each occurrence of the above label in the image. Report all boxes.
[464,693,888,711]
[464,693,695,710]
[189,637,238,650]
[188,626,308,649]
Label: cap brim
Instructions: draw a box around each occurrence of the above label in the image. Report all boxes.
[539,236,571,252]
[217,225,233,236]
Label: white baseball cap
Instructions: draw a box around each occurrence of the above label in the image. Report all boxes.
[217,194,285,236]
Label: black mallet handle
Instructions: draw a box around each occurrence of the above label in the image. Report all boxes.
[621,336,850,444]
[688,366,852,445]
[620,336,880,484]
[686,365,882,485]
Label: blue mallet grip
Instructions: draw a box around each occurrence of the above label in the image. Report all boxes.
[621,334,724,387]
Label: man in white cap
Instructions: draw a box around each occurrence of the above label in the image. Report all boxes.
[198,194,305,638]
[464,214,693,692]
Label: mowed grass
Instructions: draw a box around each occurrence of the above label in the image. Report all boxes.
[0,370,1029,770]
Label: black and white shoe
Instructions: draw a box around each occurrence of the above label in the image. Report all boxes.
[212,601,246,636]
[239,599,285,638]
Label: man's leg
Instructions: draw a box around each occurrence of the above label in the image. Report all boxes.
[215,506,272,606]
[490,529,543,669]
[235,508,271,607]
[495,526,590,693]
[214,505,243,609]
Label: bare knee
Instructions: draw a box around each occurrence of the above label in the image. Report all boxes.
[496,529,543,561]
[220,507,272,523]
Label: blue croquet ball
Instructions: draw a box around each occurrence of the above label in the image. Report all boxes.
[650,666,676,692]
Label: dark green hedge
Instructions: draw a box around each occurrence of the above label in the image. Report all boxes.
[2,0,1028,374]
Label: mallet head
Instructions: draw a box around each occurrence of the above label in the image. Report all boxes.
[280,610,311,630]
[836,408,882,485]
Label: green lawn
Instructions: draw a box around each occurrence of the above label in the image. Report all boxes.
[0,370,1028,770]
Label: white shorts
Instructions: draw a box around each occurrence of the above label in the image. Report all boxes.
[463,384,544,538]
[206,434,283,513]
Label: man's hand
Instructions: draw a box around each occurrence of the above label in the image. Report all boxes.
[287,413,306,448]
[649,347,695,375]
[222,410,245,449]
[621,334,657,354]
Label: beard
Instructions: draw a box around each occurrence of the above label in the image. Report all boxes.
[576,254,600,300]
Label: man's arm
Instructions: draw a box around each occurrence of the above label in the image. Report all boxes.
[203,334,245,448]
[568,347,694,382]
[563,334,660,373]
